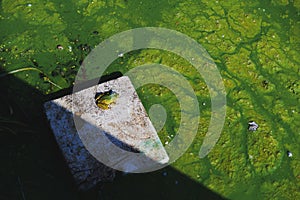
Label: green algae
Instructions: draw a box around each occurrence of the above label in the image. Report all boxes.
[0,0,299,199]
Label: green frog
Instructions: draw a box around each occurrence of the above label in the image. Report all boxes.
[95,89,119,110]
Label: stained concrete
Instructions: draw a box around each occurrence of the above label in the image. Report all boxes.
[44,76,169,190]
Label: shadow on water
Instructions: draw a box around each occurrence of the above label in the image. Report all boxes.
[0,73,226,200]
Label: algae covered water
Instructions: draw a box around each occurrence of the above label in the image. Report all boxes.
[0,0,299,199]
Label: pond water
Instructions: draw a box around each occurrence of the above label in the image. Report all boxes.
[0,0,299,199]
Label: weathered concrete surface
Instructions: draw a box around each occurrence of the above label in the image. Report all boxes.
[44,96,115,191]
[44,76,169,190]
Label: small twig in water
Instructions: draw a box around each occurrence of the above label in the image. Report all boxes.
[0,67,62,89]
[17,176,26,200]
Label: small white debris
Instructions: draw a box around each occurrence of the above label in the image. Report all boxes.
[27,3,32,7]
[57,45,64,50]
[202,102,206,106]
[118,53,124,58]
[287,151,293,158]
[222,34,225,38]
[68,46,72,52]
[164,141,169,145]
[248,121,259,131]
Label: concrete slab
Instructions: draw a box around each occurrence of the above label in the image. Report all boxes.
[44,76,169,190]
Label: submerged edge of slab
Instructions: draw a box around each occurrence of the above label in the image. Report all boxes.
[44,76,169,189]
